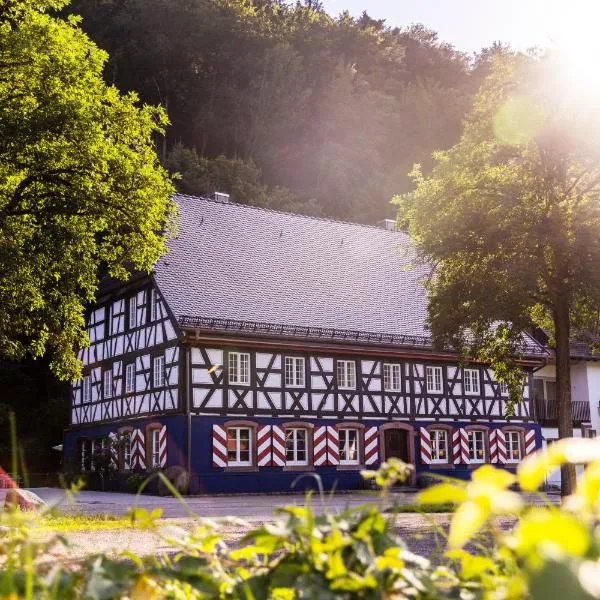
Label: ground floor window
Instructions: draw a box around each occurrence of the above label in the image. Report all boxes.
[339,428,360,464]
[151,428,161,468]
[227,427,252,466]
[431,429,449,463]
[285,428,308,465]
[80,438,108,472]
[505,430,522,463]
[468,430,486,463]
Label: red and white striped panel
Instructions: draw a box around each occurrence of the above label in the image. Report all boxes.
[452,429,461,464]
[524,429,536,457]
[212,424,227,467]
[158,425,168,468]
[108,432,118,469]
[131,428,146,470]
[489,429,507,464]
[272,425,286,466]
[257,425,272,466]
[364,426,379,466]
[326,426,339,466]
[420,428,431,464]
[313,426,327,466]
[459,428,470,464]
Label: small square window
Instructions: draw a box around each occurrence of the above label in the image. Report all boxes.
[463,368,480,394]
[125,363,136,394]
[339,429,360,464]
[229,352,250,385]
[383,363,402,391]
[285,428,308,466]
[227,427,252,466]
[425,366,443,393]
[285,357,305,387]
[337,360,356,389]
[153,356,165,388]
[103,369,113,399]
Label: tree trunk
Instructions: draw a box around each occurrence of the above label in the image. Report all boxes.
[553,293,576,496]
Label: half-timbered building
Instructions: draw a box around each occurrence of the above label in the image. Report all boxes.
[64,194,547,493]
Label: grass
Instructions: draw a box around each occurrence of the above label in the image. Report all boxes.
[387,502,456,513]
[35,513,134,533]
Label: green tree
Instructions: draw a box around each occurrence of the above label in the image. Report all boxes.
[396,53,600,495]
[0,0,174,380]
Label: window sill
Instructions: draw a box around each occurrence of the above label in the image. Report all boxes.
[427,463,455,470]
[224,466,259,473]
[283,465,314,472]
[336,464,363,471]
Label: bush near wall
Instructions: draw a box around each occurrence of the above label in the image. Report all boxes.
[1,438,600,599]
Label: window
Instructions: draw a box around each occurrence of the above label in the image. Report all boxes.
[285,357,305,387]
[463,369,480,394]
[81,439,92,471]
[229,352,250,385]
[82,375,92,403]
[285,428,308,466]
[125,363,135,394]
[425,366,443,393]
[128,296,137,329]
[123,433,132,470]
[468,430,486,463]
[339,429,360,465]
[505,431,522,463]
[227,427,252,466]
[337,360,356,389]
[103,369,113,399]
[383,363,401,391]
[150,289,159,321]
[499,381,508,395]
[151,428,161,468]
[431,429,449,464]
[153,355,165,388]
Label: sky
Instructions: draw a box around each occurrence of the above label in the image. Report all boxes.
[320,0,600,54]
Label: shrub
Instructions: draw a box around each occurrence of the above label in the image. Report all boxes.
[1,438,600,598]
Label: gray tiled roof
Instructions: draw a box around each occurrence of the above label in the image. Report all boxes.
[153,195,431,339]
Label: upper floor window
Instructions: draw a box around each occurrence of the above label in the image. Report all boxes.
[228,352,250,385]
[128,296,137,329]
[468,430,486,463]
[505,430,522,463]
[285,428,308,466]
[153,355,165,388]
[383,363,401,391]
[499,381,508,395]
[151,428,161,468]
[285,357,305,387]
[227,427,252,466]
[337,360,356,389]
[125,363,135,394]
[431,429,449,464]
[150,289,159,321]
[463,368,480,394]
[82,375,92,403]
[425,366,443,393]
[103,369,113,399]
[339,428,359,465]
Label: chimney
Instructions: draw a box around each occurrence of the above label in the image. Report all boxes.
[376,218,396,232]
[212,191,230,203]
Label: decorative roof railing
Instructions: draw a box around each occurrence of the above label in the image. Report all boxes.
[178,315,549,356]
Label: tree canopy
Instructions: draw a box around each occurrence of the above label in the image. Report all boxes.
[396,53,600,495]
[0,0,174,380]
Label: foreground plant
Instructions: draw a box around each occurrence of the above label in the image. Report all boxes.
[1,439,600,598]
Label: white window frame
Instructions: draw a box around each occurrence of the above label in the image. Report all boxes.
[505,430,522,463]
[463,368,480,395]
[285,428,309,466]
[153,355,165,388]
[82,375,92,403]
[285,356,305,387]
[468,430,486,464]
[103,369,112,399]
[228,352,250,385]
[425,366,443,393]
[150,289,159,321]
[151,428,161,468]
[431,429,449,464]
[125,363,135,394]
[128,296,137,329]
[123,433,132,471]
[337,360,356,390]
[499,381,508,395]
[383,363,402,391]
[339,428,360,465]
[227,427,253,467]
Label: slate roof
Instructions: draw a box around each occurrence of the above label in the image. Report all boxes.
[153,194,546,354]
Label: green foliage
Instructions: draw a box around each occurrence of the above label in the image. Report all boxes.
[0,0,174,380]
[3,444,600,598]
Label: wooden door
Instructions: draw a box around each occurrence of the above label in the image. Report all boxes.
[384,429,410,463]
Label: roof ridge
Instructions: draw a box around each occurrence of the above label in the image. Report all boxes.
[172,193,402,234]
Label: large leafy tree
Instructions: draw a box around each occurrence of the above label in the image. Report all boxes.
[396,53,600,496]
[0,0,174,380]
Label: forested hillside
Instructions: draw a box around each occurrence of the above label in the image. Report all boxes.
[66,0,501,222]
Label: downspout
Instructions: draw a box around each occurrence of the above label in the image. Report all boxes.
[186,346,192,477]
